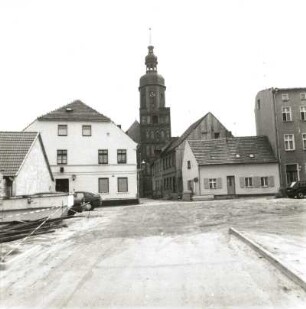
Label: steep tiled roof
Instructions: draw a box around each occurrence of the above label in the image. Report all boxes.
[126,120,140,143]
[37,100,111,122]
[188,136,277,166]
[0,132,38,177]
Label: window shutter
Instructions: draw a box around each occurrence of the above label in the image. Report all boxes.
[268,176,275,187]
[204,178,209,189]
[217,178,222,189]
[254,177,260,188]
[240,177,245,188]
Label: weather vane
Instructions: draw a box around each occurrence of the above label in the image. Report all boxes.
[149,27,152,45]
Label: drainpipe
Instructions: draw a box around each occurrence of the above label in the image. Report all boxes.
[198,165,201,196]
[272,88,283,187]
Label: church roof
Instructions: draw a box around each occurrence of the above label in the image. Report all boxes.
[126,120,140,144]
[188,136,277,166]
[37,100,111,122]
[165,112,230,153]
[0,132,53,179]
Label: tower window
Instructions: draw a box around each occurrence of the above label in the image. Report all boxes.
[152,115,158,124]
[257,99,261,110]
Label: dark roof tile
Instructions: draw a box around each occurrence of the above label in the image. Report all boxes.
[188,136,277,166]
[37,100,111,122]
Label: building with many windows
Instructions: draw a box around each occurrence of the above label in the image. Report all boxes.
[24,100,138,204]
[152,112,233,199]
[255,88,306,187]
[182,137,279,198]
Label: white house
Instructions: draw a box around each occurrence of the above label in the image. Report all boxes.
[0,132,54,197]
[24,100,138,204]
[182,136,280,198]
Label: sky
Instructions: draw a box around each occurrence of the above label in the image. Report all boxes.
[1,0,306,137]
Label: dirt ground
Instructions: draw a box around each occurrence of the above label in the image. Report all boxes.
[0,197,306,308]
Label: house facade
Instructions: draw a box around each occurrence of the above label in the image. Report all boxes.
[152,112,233,199]
[24,100,138,204]
[255,88,306,187]
[0,132,54,197]
[182,137,280,198]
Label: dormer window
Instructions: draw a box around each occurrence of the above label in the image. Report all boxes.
[235,154,241,158]
[249,154,255,158]
[66,107,73,112]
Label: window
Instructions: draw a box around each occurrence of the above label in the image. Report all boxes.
[187,160,191,169]
[214,132,220,139]
[245,177,253,188]
[209,178,217,189]
[117,149,127,163]
[300,106,306,120]
[300,93,306,100]
[286,164,298,185]
[57,150,67,165]
[282,93,289,101]
[257,99,261,110]
[99,178,109,193]
[303,133,306,150]
[261,177,268,187]
[284,134,295,151]
[118,177,128,192]
[58,125,67,136]
[282,107,292,121]
[82,125,91,136]
[152,115,158,124]
[98,150,108,164]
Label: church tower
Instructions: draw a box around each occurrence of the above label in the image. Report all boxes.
[139,45,171,197]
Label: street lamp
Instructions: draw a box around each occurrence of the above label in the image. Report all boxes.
[137,160,146,199]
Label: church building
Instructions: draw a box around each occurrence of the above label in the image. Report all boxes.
[127,45,172,197]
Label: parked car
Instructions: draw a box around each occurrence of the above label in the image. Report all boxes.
[286,181,306,199]
[68,193,84,216]
[73,191,102,210]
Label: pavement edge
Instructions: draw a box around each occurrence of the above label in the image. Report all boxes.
[229,227,306,292]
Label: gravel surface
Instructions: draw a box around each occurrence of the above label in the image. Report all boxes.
[0,197,305,308]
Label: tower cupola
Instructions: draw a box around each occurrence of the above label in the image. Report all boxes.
[145,46,158,72]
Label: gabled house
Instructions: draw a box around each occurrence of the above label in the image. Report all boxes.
[24,100,138,204]
[152,112,233,198]
[182,136,280,198]
[0,132,54,197]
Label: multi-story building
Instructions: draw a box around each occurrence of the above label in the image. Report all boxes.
[24,100,138,204]
[152,112,233,199]
[136,45,172,197]
[255,88,306,187]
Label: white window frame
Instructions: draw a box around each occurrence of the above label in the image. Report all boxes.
[282,93,289,101]
[245,177,253,188]
[300,106,306,121]
[260,177,268,188]
[82,125,91,136]
[209,178,217,189]
[303,133,306,150]
[284,134,295,151]
[300,93,306,100]
[58,125,68,136]
[282,107,292,122]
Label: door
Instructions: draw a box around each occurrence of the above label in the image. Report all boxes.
[55,179,69,193]
[227,176,235,195]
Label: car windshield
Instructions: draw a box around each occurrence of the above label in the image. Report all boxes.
[290,181,297,188]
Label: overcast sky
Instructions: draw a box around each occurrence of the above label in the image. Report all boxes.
[0,0,305,137]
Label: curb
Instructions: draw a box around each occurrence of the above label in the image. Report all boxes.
[229,227,306,292]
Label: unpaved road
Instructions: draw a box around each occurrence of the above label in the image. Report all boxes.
[1,197,306,308]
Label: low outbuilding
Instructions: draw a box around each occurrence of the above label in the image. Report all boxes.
[0,132,54,197]
[182,136,280,199]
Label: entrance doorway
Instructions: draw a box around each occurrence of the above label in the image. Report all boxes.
[227,176,235,195]
[55,179,69,193]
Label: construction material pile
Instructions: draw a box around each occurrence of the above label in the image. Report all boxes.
[0,217,74,243]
